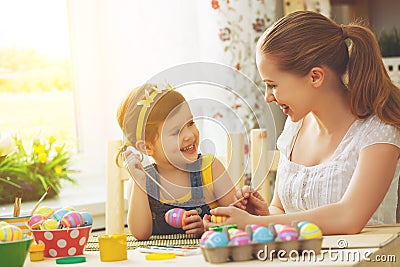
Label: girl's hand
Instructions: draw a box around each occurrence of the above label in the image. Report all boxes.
[210,206,256,229]
[182,210,204,238]
[123,147,146,184]
[235,185,269,216]
[202,214,222,230]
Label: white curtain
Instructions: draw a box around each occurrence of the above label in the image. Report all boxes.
[66,0,283,198]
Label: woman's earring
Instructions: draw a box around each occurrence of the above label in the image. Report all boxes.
[138,151,144,162]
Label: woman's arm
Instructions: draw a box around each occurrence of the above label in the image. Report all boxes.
[211,157,236,206]
[268,175,285,215]
[211,143,400,235]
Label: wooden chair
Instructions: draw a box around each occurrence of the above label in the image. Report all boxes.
[105,130,279,234]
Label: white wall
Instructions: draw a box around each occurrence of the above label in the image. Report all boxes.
[66,0,225,205]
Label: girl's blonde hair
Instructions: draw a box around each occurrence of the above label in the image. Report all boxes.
[257,11,400,128]
[116,84,186,166]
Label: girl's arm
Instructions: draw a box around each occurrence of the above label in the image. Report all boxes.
[211,143,400,235]
[123,149,153,240]
[211,158,237,206]
[126,181,153,240]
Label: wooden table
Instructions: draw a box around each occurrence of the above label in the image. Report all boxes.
[24,225,400,267]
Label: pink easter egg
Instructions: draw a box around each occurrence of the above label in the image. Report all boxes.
[229,229,251,246]
[0,224,23,241]
[164,208,187,228]
[61,211,84,228]
[276,225,299,241]
[36,205,55,219]
[28,214,46,229]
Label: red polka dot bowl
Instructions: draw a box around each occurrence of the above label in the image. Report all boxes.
[31,225,92,258]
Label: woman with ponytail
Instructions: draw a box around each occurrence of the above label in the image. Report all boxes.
[207,11,400,235]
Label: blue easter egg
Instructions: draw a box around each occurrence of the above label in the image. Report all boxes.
[200,230,215,246]
[52,209,69,221]
[81,212,93,226]
[204,232,229,248]
[252,226,275,243]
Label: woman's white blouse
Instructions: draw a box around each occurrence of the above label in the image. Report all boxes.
[276,115,400,224]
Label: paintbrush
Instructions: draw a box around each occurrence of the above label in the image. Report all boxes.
[123,147,177,201]
[30,186,51,216]
[229,185,264,207]
[13,191,23,217]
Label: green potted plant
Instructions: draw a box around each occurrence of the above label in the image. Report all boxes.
[379,27,400,87]
[0,135,77,204]
[379,27,400,57]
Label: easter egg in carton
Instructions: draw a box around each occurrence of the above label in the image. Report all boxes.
[200,230,215,246]
[201,231,229,248]
[200,221,323,263]
[164,208,187,228]
[245,225,275,243]
[298,222,322,239]
[275,225,299,241]
[228,229,251,246]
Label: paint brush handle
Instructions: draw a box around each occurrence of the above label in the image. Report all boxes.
[30,187,50,216]
[228,185,264,207]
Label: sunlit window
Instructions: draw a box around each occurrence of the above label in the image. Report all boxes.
[0,0,76,145]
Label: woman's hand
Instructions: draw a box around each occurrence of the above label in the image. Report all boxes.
[182,210,204,238]
[123,147,146,185]
[235,185,270,216]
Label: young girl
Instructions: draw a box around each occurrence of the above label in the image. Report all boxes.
[206,11,400,235]
[117,83,236,240]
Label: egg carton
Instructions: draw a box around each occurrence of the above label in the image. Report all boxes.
[201,238,322,263]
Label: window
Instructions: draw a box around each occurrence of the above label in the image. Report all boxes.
[0,1,76,144]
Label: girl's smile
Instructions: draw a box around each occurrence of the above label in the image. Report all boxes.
[180,144,197,154]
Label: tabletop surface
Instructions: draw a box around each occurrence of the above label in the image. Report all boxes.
[24,225,400,267]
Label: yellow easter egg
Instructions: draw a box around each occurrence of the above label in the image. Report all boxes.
[210,215,226,223]
[36,205,55,219]
[41,219,60,230]
[299,222,322,239]
[0,221,9,229]
[0,224,23,241]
